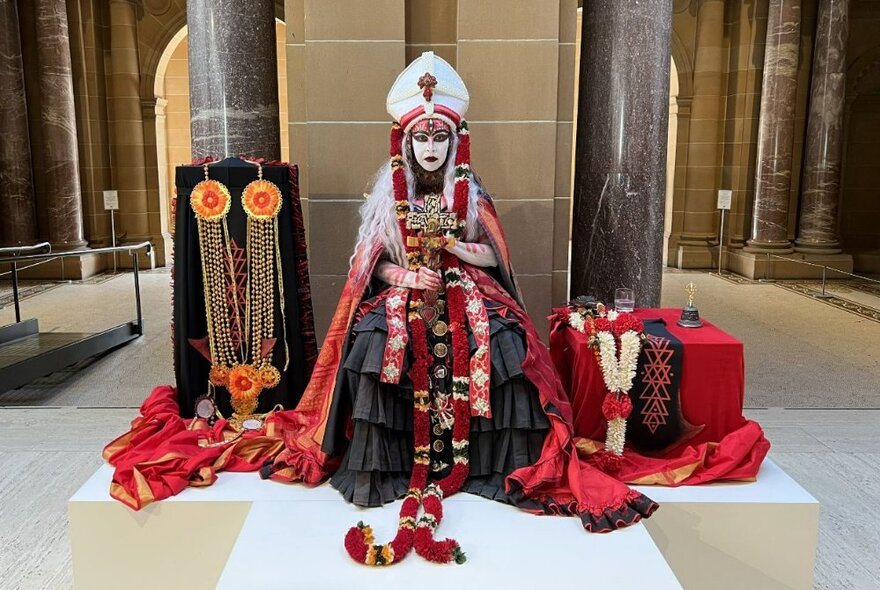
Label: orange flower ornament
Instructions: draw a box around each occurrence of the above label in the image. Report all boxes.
[242,179,282,219]
[191,179,232,220]
[227,364,263,400]
[258,365,281,388]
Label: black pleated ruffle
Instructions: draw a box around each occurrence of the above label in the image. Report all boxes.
[578,492,659,533]
[326,297,550,508]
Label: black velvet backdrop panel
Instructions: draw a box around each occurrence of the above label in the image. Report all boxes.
[173,158,309,418]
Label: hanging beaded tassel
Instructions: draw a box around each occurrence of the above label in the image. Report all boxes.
[191,166,237,391]
[236,165,287,420]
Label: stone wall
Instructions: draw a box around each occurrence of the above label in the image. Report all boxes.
[285,0,576,339]
[841,1,880,272]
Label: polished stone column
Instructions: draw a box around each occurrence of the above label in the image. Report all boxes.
[0,0,38,245]
[570,0,672,307]
[745,0,801,253]
[795,0,849,254]
[109,0,151,241]
[34,0,86,248]
[187,0,280,160]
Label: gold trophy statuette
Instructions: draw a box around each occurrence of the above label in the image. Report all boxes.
[677,281,703,328]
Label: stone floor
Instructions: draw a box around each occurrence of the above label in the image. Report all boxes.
[1,269,879,589]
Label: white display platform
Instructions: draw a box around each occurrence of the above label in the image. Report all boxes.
[69,459,818,590]
[70,465,680,590]
[634,460,820,590]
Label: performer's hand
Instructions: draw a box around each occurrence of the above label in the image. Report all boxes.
[414,267,443,291]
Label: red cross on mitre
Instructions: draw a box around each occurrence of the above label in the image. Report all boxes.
[418,72,438,101]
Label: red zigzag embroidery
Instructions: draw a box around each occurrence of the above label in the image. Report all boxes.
[225,238,248,349]
[639,334,674,433]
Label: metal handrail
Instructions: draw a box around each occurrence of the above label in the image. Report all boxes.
[0,241,153,327]
[764,252,880,299]
[0,242,51,256]
[0,241,152,264]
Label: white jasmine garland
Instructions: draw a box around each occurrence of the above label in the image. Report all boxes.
[565,307,645,457]
[568,310,587,333]
[606,417,627,456]
[592,319,644,458]
[596,331,641,393]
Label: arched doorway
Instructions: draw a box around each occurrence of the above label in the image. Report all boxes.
[152,21,290,248]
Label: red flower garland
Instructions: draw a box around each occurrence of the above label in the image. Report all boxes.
[344,120,473,566]
[601,393,633,421]
[413,251,470,564]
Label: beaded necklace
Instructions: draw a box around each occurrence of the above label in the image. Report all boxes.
[190,162,287,430]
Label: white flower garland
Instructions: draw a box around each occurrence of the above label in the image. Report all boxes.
[596,331,641,394]
[566,307,644,458]
[568,310,586,333]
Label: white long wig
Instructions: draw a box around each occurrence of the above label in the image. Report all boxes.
[350,130,483,281]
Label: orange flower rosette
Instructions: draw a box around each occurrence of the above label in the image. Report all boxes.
[227,364,263,400]
[191,179,231,221]
[242,179,282,219]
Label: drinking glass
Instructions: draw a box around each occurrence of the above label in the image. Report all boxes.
[615,288,635,312]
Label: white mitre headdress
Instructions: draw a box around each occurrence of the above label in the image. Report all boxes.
[386,51,469,132]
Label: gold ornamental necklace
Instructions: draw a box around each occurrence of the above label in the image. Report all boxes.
[190,162,288,431]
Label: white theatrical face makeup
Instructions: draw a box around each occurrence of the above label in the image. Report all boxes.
[410,121,451,172]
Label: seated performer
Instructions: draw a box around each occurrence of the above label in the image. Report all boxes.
[266,52,657,565]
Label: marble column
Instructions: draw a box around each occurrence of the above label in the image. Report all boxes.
[187,0,280,160]
[745,0,801,253]
[795,0,849,254]
[109,0,151,241]
[34,0,86,249]
[570,0,672,307]
[0,0,38,245]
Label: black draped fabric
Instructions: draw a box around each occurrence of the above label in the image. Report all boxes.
[626,319,692,452]
[173,158,315,418]
[323,292,550,508]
